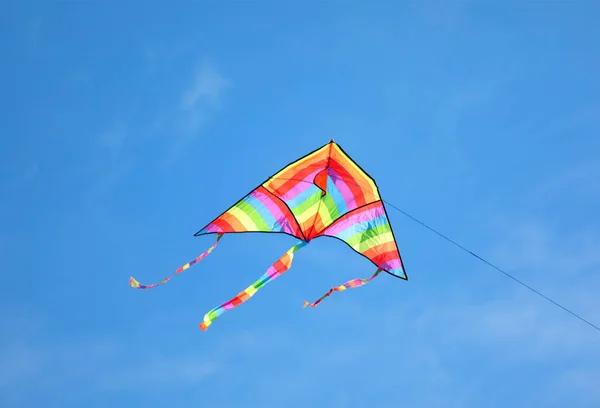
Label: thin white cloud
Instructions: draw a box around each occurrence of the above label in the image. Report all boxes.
[97,124,128,162]
[81,59,230,202]
[0,343,43,388]
[181,62,229,111]
[0,315,219,403]
[95,355,219,391]
[21,162,39,182]
[487,217,600,280]
[27,17,44,54]
[83,123,133,203]
[164,61,230,164]
[528,159,600,207]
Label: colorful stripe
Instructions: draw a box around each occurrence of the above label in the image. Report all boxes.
[266,144,330,192]
[322,201,406,279]
[305,174,349,238]
[196,186,302,239]
[259,142,384,241]
[129,234,223,289]
[330,146,379,204]
[303,268,382,308]
[276,167,322,203]
[199,240,307,330]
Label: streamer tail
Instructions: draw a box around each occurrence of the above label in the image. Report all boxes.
[129,234,224,289]
[199,240,307,330]
[303,268,382,308]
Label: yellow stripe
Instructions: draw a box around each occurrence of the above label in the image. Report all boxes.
[227,206,259,231]
[295,199,321,228]
[350,231,395,253]
[267,145,329,187]
[317,202,334,227]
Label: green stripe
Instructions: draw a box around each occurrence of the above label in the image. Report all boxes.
[236,199,271,231]
[321,193,341,223]
[290,191,321,217]
[356,231,394,253]
[345,223,392,249]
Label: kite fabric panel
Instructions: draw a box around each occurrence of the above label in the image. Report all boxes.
[130,139,408,330]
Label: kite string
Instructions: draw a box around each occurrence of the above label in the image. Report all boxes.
[381,200,600,332]
[276,176,599,333]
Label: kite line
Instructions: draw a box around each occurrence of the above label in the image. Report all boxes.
[381,199,600,333]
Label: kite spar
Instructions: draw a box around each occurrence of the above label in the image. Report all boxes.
[130,139,407,330]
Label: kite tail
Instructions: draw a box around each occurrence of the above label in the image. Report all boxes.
[199,240,307,331]
[129,234,224,289]
[303,268,382,308]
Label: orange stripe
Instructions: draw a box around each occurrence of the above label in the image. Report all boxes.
[331,147,377,204]
[268,144,330,185]
[267,157,328,194]
[258,186,303,238]
[306,212,326,240]
[230,296,244,307]
[329,157,368,207]
[331,145,377,195]
[362,243,400,264]
[211,216,239,233]
[219,211,249,232]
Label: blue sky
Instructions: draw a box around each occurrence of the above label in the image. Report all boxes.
[2,2,600,407]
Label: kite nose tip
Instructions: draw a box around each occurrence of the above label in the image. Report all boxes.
[330,138,335,143]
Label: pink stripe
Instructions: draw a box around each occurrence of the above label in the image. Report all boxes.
[323,204,384,236]
[204,224,224,233]
[329,168,358,210]
[250,189,295,235]
[379,258,402,271]
[279,168,321,201]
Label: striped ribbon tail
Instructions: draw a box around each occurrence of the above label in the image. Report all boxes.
[303,268,383,308]
[129,234,224,289]
[199,240,307,331]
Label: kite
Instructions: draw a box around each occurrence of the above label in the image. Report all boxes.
[130,139,407,330]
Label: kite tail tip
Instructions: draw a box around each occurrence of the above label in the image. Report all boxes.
[199,322,209,331]
[129,276,141,289]
[302,301,313,308]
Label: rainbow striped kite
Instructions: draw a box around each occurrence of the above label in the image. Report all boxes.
[130,140,407,330]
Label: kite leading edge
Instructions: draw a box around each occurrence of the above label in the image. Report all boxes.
[129,139,407,330]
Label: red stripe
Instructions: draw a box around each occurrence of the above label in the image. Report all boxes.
[272,256,291,273]
[230,296,244,307]
[258,186,303,238]
[267,158,328,196]
[328,157,368,207]
[319,201,382,235]
[306,212,326,240]
[363,244,400,265]
[210,216,239,233]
